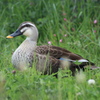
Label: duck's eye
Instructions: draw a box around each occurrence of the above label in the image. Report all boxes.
[20,27,28,33]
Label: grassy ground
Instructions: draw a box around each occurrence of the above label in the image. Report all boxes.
[0,0,100,100]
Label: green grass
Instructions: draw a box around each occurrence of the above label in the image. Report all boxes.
[0,0,100,100]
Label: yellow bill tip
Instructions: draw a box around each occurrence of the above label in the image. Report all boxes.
[6,36,14,38]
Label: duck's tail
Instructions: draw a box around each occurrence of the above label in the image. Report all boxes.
[60,57,100,75]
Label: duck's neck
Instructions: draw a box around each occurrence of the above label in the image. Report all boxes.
[18,37,37,51]
[26,36,37,42]
[25,37,37,46]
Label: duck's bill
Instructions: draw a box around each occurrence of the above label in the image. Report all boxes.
[6,29,22,38]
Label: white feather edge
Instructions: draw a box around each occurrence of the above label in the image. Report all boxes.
[60,58,88,62]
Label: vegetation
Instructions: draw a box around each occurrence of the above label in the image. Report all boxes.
[0,0,100,100]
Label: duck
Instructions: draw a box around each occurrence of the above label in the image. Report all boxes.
[6,21,99,75]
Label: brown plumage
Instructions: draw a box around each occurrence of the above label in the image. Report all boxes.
[35,45,83,60]
[6,21,99,76]
[35,45,95,75]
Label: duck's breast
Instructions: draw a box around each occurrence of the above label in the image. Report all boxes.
[12,40,37,70]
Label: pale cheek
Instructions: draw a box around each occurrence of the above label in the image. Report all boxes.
[23,30,32,37]
[23,32,29,37]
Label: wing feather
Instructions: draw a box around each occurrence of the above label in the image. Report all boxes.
[35,45,83,60]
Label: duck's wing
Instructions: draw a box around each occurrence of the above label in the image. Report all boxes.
[35,45,84,60]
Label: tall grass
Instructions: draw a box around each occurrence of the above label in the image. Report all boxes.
[0,0,100,100]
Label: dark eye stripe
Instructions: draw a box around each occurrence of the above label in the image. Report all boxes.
[19,24,32,30]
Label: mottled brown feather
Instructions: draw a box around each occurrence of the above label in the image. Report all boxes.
[34,53,61,74]
[35,45,83,60]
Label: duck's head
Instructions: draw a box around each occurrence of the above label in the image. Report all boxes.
[6,21,38,41]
